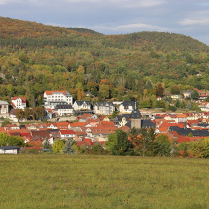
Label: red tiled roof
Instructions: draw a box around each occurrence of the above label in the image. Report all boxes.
[118,126,130,132]
[60,130,75,135]
[70,122,87,127]
[45,91,67,95]
[74,131,87,136]
[46,108,53,113]
[11,97,26,103]
[79,113,92,120]
[159,122,184,129]
[158,127,168,133]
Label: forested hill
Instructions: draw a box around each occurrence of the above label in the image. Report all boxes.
[67,27,102,35]
[1,16,209,108]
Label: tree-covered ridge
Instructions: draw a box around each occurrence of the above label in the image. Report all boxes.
[106,32,209,53]
[67,27,102,35]
[0,16,209,109]
[0,17,96,40]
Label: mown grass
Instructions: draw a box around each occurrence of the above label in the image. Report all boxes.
[0,155,209,209]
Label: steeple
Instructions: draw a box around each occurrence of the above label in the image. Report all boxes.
[131,105,142,129]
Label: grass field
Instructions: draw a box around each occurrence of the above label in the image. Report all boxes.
[0,155,209,209]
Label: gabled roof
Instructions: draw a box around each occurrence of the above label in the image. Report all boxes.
[118,126,130,132]
[121,100,136,106]
[79,113,92,120]
[46,108,53,113]
[74,101,91,105]
[11,97,26,103]
[56,122,69,127]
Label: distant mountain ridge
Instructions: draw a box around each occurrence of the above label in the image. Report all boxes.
[0,16,208,53]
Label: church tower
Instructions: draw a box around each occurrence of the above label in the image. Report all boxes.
[131,103,142,129]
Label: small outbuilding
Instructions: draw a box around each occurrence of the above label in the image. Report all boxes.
[0,146,21,154]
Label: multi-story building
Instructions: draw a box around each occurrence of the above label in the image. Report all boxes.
[93,102,115,115]
[43,91,73,109]
[54,104,74,116]
[73,101,91,111]
[0,100,9,118]
[11,97,26,109]
[119,101,137,114]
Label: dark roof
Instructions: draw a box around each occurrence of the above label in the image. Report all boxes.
[169,126,209,137]
[55,104,73,109]
[126,121,131,128]
[155,116,163,119]
[131,108,142,119]
[47,129,60,132]
[0,146,20,150]
[141,120,156,128]
[121,100,136,106]
[75,101,91,105]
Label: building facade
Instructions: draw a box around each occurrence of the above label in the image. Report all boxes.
[11,97,26,109]
[43,91,73,109]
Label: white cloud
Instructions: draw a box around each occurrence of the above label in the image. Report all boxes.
[179,10,209,26]
[179,18,209,26]
[92,23,169,32]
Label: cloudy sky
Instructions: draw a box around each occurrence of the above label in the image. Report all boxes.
[1,0,209,45]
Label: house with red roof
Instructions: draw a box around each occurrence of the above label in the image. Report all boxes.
[78,113,93,122]
[199,102,209,111]
[56,122,70,130]
[60,130,75,139]
[74,131,88,141]
[11,97,26,109]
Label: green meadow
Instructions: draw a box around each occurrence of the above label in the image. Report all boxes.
[0,155,209,209]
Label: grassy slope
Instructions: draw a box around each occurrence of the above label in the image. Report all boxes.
[0,155,208,209]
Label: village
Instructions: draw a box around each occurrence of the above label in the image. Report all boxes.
[1,89,209,153]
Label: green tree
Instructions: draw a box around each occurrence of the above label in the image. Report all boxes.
[52,139,65,154]
[92,143,104,154]
[155,83,164,97]
[191,90,199,100]
[16,109,24,121]
[63,139,75,154]
[155,134,172,156]
[137,127,158,156]
[105,129,134,156]
[1,120,10,127]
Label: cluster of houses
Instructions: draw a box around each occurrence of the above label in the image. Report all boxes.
[2,89,209,153]
[0,91,145,121]
[2,107,209,153]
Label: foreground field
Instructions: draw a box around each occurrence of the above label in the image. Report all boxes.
[0,155,208,209]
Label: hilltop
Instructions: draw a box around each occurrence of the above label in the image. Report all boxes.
[0,16,209,108]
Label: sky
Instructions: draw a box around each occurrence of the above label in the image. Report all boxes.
[1,0,209,45]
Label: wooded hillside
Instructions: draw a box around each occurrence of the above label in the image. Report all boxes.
[0,17,209,108]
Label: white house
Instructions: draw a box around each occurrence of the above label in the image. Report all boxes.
[11,97,26,109]
[93,102,115,115]
[54,104,74,116]
[199,102,209,112]
[119,101,136,114]
[0,146,20,154]
[73,101,91,111]
[43,91,73,109]
[60,130,75,139]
